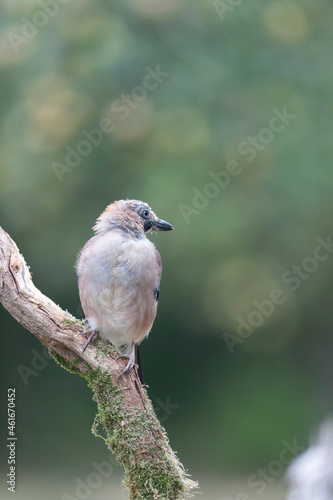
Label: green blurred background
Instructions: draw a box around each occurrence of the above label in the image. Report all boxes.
[1,0,333,498]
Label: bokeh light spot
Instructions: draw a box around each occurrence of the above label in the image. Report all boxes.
[263,3,308,42]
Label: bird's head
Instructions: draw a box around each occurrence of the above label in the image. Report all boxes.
[93,199,174,237]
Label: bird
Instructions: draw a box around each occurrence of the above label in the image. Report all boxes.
[75,199,174,382]
[286,419,333,500]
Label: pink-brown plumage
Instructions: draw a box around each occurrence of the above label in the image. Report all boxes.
[76,199,173,379]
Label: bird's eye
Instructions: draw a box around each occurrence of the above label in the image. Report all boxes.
[143,210,150,218]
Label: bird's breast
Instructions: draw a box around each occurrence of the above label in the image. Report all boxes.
[108,237,160,342]
[78,233,161,345]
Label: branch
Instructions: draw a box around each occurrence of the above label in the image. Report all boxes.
[0,226,198,500]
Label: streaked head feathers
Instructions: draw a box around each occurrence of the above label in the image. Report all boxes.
[93,199,174,237]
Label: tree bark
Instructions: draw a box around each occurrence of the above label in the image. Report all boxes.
[0,226,198,499]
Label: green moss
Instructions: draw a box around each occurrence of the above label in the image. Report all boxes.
[49,349,196,499]
[49,350,83,374]
[89,379,192,499]
[60,314,86,329]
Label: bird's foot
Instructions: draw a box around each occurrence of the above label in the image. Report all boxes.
[80,329,99,352]
[117,344,135,379]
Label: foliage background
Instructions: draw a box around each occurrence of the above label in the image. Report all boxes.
[1,0,333,498]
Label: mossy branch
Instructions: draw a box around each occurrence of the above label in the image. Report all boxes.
[0,226,198,499]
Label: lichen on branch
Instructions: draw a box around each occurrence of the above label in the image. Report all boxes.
[0,226,198,499]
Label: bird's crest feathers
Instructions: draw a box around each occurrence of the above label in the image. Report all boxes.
[93,199,166,237]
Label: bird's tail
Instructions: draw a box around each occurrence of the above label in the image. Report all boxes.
[135,344,144,385]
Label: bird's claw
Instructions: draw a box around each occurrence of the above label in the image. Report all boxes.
[117,344,136,378]
[117,355,135,378]
[80,329,98,352]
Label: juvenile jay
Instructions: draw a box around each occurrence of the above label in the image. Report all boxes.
[76,199,173,381]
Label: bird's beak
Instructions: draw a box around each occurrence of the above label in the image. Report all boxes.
[153,218,174,231]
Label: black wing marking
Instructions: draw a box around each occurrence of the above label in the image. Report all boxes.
[154,249,162,303]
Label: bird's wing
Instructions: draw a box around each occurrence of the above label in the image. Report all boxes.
[153,247,162,302]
